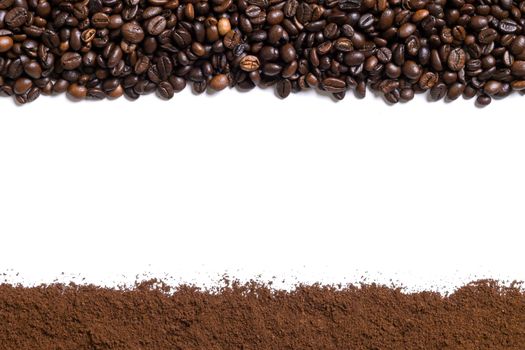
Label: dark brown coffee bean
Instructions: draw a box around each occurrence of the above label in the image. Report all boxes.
[430,83,447,100]
[470,16,488,31]
[478,28,497,44]
[67,83,87,99]
[157,81,175,99]
[476,94,491,106]
[157,56,172,80]
[344,51,364,66]
[280,43,296,63]
[209,73,229,91]
[418,72,438,90]
[61,52,82,70]
[263,63,282,76]
[23,61,42,79]
[92,12,110,29]
[134,56,150,75]
[399,23,416,39]
[5,7,28,28]
[402,60,421,80]
[0,0,14,10]
[447,83,465,100]
[146,15,166,36]
[14,77,32,95]
[512,61,525,77]
[447,48,466,71]
[0,35,13,52]
[121,21,145,43]
[322,77,346,93]
[276,79,292,98]
[87,88,105,100]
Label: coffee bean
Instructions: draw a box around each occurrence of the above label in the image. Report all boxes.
[276,79,292,98]
[157,81,174,99]
[121,21,145,43]
[1,0,525,105]
[5,7,28,28]
[400,88,414,101]
[344,51,364,66]
[87,88,106,100]
[483,80,502,96]
[14,78,32,95]
[240,55,260,72]
[0,0,14,10]
[447,83,465,100]
[511,61,525,77]
[419,72,438,90]
[280,43,296,63]
[478,28,497,44]
[470,16,488,31]
[376,48,392,63]
[134,56,150,75]
[61,52,82,70]
[430,83,447,100]
[209,74,229,91]
[146,16,167,36]
[23,61,42,79]
[67,83,87,99]
[476,94,491,106]
[267,10,284,25]
[0,35,13,52]
[402,60,422,80]
[399,23,416,38]
[263,63,282,76]
[157,56,172,80]
[92,12,110,29]
[447,48,466,71]
[322,77,346,93]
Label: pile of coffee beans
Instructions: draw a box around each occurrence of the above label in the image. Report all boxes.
[2,0,525,105]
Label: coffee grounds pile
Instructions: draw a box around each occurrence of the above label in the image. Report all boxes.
[0,280,524,349]
[2,0,525,105]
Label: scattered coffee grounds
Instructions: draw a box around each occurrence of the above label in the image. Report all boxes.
[1,280,525,349]
[1,0,525,105]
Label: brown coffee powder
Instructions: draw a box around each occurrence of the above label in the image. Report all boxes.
[1,280,524,350]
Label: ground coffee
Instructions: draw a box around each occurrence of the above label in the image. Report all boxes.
[1,0,525,105]
[0,279,524,349]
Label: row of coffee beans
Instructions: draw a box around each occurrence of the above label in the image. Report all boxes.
[1,0,525,105]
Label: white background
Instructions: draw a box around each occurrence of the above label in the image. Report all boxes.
[1,90,524,292]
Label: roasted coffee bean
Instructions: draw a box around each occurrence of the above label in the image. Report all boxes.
[209,73,229,91]
[273,79,291,98]
[419,72,438,90]
[87,88,106,100]
[429,83,447,100]
[1,0,525,105]
[476,94,491,106]
[157,81,175,99]
[240,55,260,72]
[13,78,32,95]
[23,61,42,79]
[402,60,421,80]
[67,83,87,99]
[61,52,82,70]
[157,56,172,80]
[280,43,296,63]
[447,48,466,71]
[5,7,28,28]
[0,35,13,52]
[322,77,346,93]
[511,61,525,77]
[146,16,166,36]
[121,21,145,43]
